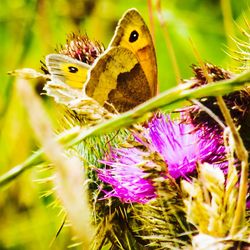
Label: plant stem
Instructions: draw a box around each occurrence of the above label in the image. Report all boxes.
[0,70,250,187]
[217,96,248,235]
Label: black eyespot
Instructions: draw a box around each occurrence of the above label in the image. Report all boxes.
[129,30,139,43]
[68,66,78,73]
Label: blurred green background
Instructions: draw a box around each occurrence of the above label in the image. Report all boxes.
[0,0,249,249]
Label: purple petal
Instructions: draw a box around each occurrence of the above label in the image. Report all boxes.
[96,113,228,203]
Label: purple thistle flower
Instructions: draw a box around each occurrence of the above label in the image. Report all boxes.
[97,114,227,203]
[143,115,227,178]
[97,148,157,203]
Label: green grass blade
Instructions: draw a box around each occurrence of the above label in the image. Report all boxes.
[0,69,250,187]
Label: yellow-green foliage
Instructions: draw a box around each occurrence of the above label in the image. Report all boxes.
[0,0,249,249]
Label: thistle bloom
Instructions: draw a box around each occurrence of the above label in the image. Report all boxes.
[97,148,157,203]
[97,114,227,203]
[146,115,227,178]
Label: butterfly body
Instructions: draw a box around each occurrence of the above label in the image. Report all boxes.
[46,8,157,113]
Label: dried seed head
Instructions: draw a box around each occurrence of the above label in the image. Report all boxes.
[57,32,105,65]
[183,63,250,149]
[41,32,105,75]
[191,63,232,87]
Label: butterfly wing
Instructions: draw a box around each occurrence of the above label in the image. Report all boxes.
[109,8,157,96]
[45,54,90,89]
[85,46,151,113]
[46,9,157,113]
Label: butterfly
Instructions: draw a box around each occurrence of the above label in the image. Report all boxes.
[46,8,157,113]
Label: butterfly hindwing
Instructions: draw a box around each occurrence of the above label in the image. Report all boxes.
[85,46,151,113]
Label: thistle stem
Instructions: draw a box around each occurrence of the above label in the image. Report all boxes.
[216,96,248,235]
[156,1,182,85]
[0,149,43,187]
[220,0,235,52]
[0,70,250,187]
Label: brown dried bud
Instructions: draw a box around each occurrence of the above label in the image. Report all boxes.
[182,63,250,149]
[57,32,105,65]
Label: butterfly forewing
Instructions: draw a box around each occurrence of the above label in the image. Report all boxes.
[46,54,90,88]
[109,8,157,96]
